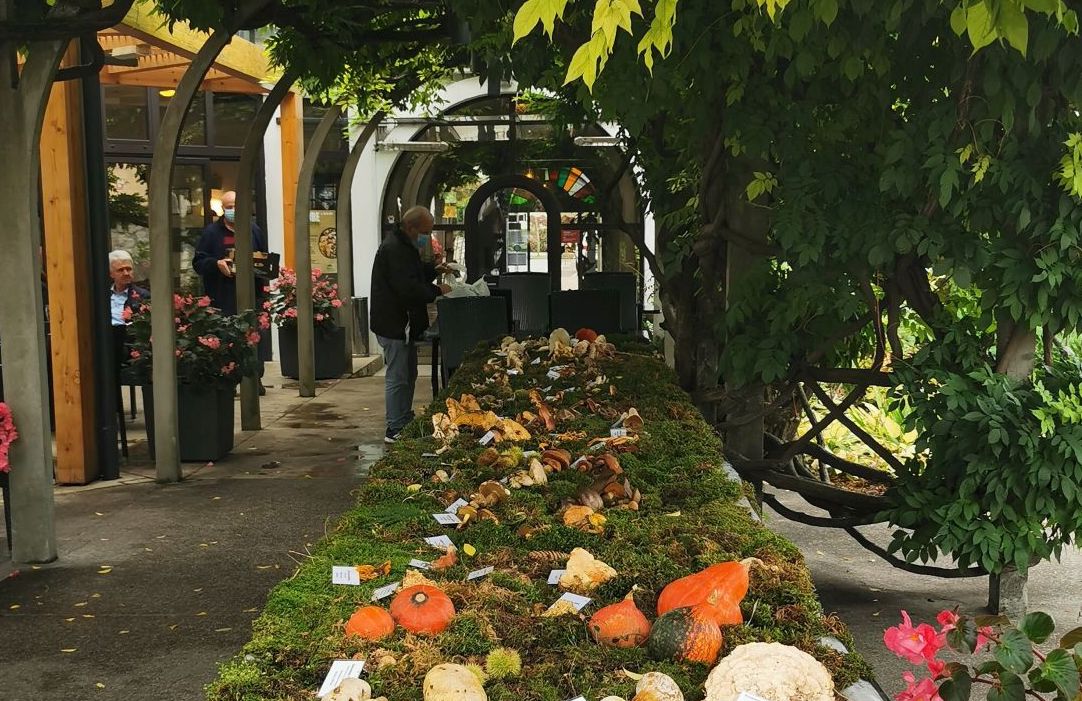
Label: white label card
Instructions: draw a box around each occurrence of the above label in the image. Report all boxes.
[532,357,541,365]
[610,428,629,438]
[309,211,321,224]
[507,369,521,376]
[566,697,587,701]
[331,566,360,586]
[316,660,366,697]
[421,452,439,458]
[547,569,566,585]
[432,512,461,526]
[547,592,591,613]
[479,431,497,445]
[445,498,468,515]
[370,582,400,602]
[736,693,772,701]
[424,535,454,551]
[466,566,494,581]
[408,559,431,570]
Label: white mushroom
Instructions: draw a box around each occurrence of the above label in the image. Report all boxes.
[324,678,372,701]
[633,672,684,701]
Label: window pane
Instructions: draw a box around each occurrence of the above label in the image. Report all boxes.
[212,93,261,147]
[160,91,206,145]
[103,86,149,141]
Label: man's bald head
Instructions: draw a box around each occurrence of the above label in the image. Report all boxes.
[221,191,237,210]
[401,206,433,241]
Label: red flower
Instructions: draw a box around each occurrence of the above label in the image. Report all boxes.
[896,672,942,701]
[246,331,261,346]
[197,296,212,308]
[197,336,222,350]
[936,610,959,632]
[926,659,947,680]
[885,611,945,665]
[129,350,141,359]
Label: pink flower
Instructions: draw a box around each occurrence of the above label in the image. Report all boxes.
[936,610,959,633]
[196,296,212,308]
[220,362,237,375]
[885,611,945,665]
[262,301,271,310]
[258,313,270,330]
[284,308,298,319]
[130,290,141,300]
[247,331,261,346]
[331,299,343,308]
[173,294,184,310]
[926,660,947,680]
[198,336,221,350]
[175,350,183,357]
[129,350,141,359]
[896,672,942,701]
[0,402,18,474]
[177,324,190,334]
[315,313,325,322]
[977,626,994,650]
[121,307,133,322]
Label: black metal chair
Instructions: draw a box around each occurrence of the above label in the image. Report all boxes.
[495,273,550,336]
[436,296,510,388]
[581,272,640,334]
[549,289,622,336]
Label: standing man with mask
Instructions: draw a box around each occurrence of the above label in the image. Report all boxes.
[193,190,268,316]
[370,206,451,444]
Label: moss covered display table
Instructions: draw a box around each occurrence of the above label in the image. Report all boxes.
[209,334,876,700]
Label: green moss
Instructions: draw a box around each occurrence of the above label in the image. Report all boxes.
[207,342,872,700]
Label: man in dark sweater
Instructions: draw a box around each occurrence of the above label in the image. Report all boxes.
[370,206,451,443]
[192,190,267,316]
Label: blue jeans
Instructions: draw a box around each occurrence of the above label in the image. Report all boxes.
[377,335,418,435]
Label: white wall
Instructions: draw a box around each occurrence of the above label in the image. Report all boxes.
[262,103,285,359]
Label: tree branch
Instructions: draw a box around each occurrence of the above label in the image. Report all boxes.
[843,526,987,578]
[0,0,135,40]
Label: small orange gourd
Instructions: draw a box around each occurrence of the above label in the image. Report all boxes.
[588,590,651,648]
[575,328,599,342]
[657,558,761,625]
[390,585,455,636]
[344,605,394,640]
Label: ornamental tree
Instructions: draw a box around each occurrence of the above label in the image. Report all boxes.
[459,0,1082,581]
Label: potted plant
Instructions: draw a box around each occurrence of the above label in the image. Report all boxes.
[269,267,348,380]
[0,401,16,549]
[127,294,265,462]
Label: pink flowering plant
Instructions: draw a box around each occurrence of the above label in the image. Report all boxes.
[885,609,1082,701]
[126,294,268,386]
[0,402,17,473]
[268,267,343,333]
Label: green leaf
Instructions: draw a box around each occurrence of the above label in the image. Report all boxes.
[950,5,968,36]
[1021,612,1055,643]
[976,615,1013,627]
[1059,626,1082,649]
[816,0,839,26]
[967,1,998,51]
[987,671,1026,701]
[998,1,1030,55]
[940,669,974,701]
[563,40,597,88]
[949,620,981,653]
[995,629,1036,675]
[1038,649,1080,700]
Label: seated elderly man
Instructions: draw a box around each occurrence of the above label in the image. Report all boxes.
[108,249,149,327]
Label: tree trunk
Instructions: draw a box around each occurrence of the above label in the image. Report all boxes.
[336,111,385,369]
[235,71,298,430]
[0,29,68,562]
[294,105,344,397]
[147,29,233,482]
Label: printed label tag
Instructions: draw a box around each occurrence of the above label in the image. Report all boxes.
[408,559,431,570]
[479,431,497,445]
[610,427,629,438]
[421,452,439,458]
[507,368,521,376]
[331,566,360,586]
[445,498,468,515]
[532,357,541,365]
[546,592,591,613]
[424,535,454,551]
[317,660,366,697]
[466,566,494,581]
[370,582,400,602]
[566,696,587,701]
[547,569,566,585]
[432,512,461,526]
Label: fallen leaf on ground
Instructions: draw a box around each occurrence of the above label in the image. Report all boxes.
[61,648,77,653]
[354,561,392,581]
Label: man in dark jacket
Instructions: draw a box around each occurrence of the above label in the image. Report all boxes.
[192,190,267,316]
[371,206,451,443]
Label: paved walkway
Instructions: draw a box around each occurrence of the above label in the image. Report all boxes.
[1,362,1078,700]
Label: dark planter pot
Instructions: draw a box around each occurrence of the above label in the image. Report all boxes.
[278,325,347,380]
[143,384,235,463]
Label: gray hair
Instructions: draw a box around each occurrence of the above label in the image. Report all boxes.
[401,206,432,232]
[108,250,134,267]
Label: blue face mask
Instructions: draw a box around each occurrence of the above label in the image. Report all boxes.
[417,233,430,249]
[223,208,236,224]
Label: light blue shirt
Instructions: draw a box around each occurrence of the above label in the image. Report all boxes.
[110,289,128,326]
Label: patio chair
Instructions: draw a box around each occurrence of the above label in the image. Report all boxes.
[495,273,550,336]
[436,296,510,387]
[548,289,622,336]
[581,272,640,335]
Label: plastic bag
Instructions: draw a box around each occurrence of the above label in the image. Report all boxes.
[441,278,491,299]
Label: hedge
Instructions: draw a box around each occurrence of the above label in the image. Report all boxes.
[207,340,872,700]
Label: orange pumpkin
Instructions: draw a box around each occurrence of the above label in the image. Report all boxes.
[344,605,394,640]
[575,328,599,342]
[647,603,724,665]
[588,590,651,648]
[390,585,455,635]
[656,557,760,624]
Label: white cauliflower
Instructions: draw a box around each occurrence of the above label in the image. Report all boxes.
[704,643,833,701]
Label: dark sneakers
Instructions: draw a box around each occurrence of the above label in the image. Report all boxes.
[384,429,401,444]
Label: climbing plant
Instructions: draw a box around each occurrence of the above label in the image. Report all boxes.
[457,0,1082,577]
